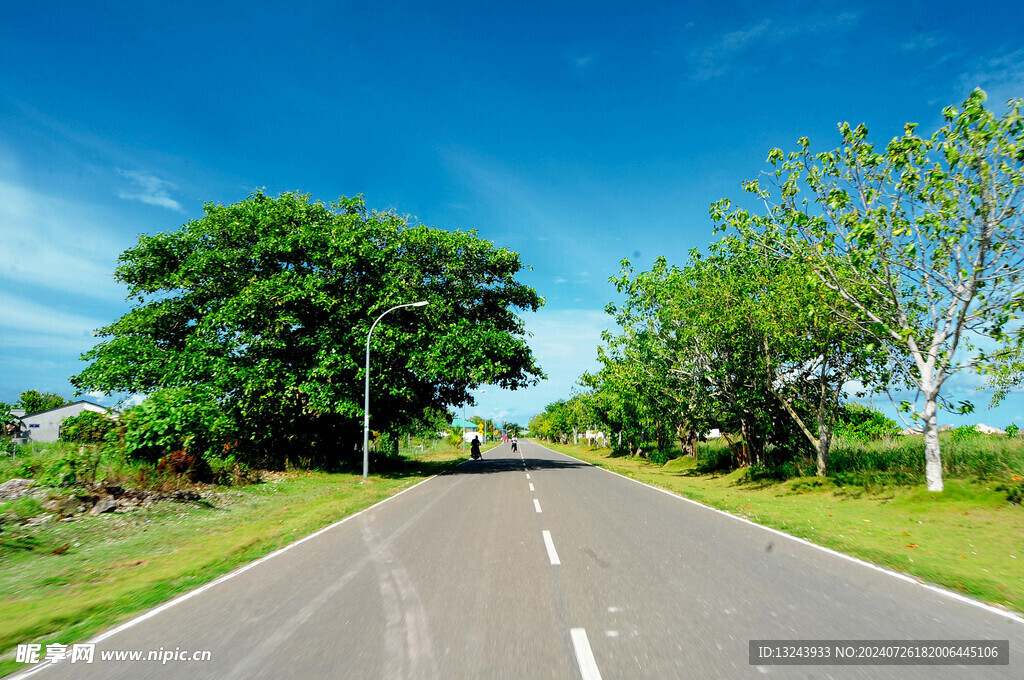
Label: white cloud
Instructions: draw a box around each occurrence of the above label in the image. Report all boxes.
[574,53,597,68]
[0,179,129,302]
[690,12,859,82]
[117,169,183,211]
[0,290,104,355]
[901,32,942,52]
[955,49,1024,112]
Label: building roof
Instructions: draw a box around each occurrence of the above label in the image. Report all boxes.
[20,400,118,418]
[450,418,479,429]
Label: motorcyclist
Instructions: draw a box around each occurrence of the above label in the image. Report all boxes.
[470,435,482,460]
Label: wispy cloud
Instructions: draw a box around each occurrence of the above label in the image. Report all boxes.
[573,53,597,69]
[955,49,1024,111]
[0,179,129,302]
[690,12,858,82]
[900,32,942,52]
[117,169,183,211]
[0,290,104,356]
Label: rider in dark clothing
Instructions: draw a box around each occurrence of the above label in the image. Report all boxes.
[470,436,482,460]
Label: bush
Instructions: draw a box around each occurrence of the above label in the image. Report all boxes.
[649,449,671,465]
[205,454,260,485]
[1006,423,1019,438]
[59,411,117,444]
[122,387,228,465]
[951,424,980,444]
[697,439,735,473]
[37,446,104,487]
[834,403,901,442]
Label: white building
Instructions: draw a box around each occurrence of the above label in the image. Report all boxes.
[19,401,115,443]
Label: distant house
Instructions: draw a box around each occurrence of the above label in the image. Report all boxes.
[19,401,118,443]
[448,418,485,443]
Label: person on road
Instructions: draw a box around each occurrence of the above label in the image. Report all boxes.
[470,435,482,460]
[510,435,518,453]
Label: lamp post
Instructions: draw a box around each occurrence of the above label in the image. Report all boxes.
[363,301,429,479]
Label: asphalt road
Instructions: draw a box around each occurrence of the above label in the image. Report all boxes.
[14,439,1024,679]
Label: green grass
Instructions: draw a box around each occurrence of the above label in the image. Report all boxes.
[0,446,467,678]
[541,439,1024,617]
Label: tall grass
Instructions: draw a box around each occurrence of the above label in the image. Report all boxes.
[685,432,1024,487]
[829,432,1024,480]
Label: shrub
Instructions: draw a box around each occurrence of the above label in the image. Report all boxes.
[59,411,117,444]
[1006,423,1019,438]
[37,446,103,487]
[121,387,227,465]
[951,424,980,444]
[205,454,259,485]
[697,440,735,473]
[649,450,671,465]
[834,403,901,442]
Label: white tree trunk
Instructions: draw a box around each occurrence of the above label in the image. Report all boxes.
[922,394,944,492]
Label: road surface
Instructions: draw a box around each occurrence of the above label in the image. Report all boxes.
[14,439,1023,679]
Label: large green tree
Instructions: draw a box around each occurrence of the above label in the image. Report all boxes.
[72,191,544,465]
[716,89,1024,490]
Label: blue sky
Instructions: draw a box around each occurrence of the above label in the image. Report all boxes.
[1,0,1023,428]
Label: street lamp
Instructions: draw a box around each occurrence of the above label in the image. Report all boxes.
[363,301,429,479]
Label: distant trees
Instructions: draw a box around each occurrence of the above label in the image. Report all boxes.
[17,390,70,414]
[73,191,543,467]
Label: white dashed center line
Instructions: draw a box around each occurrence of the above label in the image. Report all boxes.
[529,483,535,491]
[570,628,603,680]
[533,498,543,513]
[542,530,560,565]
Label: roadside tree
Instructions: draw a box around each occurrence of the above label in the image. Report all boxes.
[72,191,543,466]
[714,89,1024,490]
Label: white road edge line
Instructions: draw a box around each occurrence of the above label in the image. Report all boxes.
[542,530,561,565]
[531,441,1024,625]
[7,475,441,680]
[534,498,543,513]
[570,628,603,680]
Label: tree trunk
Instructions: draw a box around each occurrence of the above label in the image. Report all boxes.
[815,410,831,477]
[655,420,666,453]
[721,432,743,467]
[676,424,697,459]
[922,394,943,491]
[739,419,763,467]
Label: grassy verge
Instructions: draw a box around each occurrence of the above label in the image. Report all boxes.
[541,440,1024,616]
[0,447,466,678]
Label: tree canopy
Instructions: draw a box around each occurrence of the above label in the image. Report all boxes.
[72,191,544,466]
[16,390,71,414]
